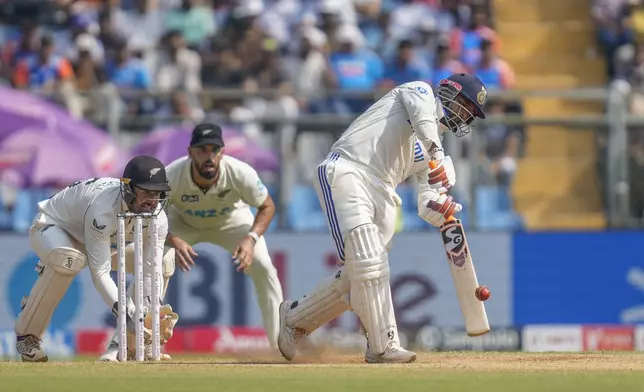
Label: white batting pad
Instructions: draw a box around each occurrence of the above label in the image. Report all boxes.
[15,248,85,338]
[285,268,351,333]
[345,224,398,355]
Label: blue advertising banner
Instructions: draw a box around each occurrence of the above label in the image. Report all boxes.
[513,232,644,324]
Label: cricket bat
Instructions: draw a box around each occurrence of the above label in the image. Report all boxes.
[429,161,490,337]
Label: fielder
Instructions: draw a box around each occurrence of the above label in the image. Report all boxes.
[277,73,488,363]
[15,155,172,362]
[101,123,284,358]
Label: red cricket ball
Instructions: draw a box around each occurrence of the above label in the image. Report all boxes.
[475,286,491,301]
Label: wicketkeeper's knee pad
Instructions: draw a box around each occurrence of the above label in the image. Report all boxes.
[15,247,86,338]
[344,224,398,354]
[285,267,351,333]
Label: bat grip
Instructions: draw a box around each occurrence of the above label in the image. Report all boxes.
[429,160,456,223]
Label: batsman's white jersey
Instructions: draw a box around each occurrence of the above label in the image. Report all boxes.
[165,156,283,347]
[319,81,445,259]
[16,178,167,341]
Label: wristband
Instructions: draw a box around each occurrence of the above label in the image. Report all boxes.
[248,231,259,243]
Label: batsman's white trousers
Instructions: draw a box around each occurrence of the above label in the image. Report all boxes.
[167,207,283,347]
[314,152,400,261]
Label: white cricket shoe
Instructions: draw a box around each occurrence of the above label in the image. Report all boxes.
[277,300,308,361]
[99,340,119,362]
[364,341,417,364]
[16,335,48,362]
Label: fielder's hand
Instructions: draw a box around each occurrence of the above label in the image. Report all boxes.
[418,193,462,227]
[428,156,456,194]
[233,236,255,272]
[168,235,197,272]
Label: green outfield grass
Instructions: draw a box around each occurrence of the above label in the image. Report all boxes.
[1,352,644,392]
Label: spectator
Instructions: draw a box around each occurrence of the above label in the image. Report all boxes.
[327,24,384,113]
[283,27,329,109]
[432,39,465,88]
[450,4,500,70]
[473,39,515,90]
[155,30,201,93]
[594,0,634,78]
[57,12,104,65]
[73,42,102,92]
[382,39,431,88]
[97,10,123,54]
[1,20,40,80]
[413,16,442,69]
[105,39,151,91]
[389,0,438,40]
[112,0,165,61]
[317,0,348,50]
[360,6,397,61]
[13,35,74,93]
[201,38,246,88]
[165,0,216,49]
[438,0,472,31]
[104,39,152,115]
[477,101,522,187]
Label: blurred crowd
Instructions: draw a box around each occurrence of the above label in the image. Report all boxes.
[0,0,523,231]
[593,0,644,219]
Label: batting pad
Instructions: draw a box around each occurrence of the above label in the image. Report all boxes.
[345,224,397,355]
[285,268,351,333]
[15,248,86,338]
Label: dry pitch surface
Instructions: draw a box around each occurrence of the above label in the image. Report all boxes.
[2,352,644,392]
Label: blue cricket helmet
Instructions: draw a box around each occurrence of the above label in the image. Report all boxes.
[437,73,488,137]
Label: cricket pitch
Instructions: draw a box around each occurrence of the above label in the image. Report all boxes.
[2,352,644,392]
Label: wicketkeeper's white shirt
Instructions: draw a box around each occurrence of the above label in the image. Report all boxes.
[36,177,168,307]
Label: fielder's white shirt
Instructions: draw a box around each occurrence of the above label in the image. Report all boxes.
[166,155,269,229]
[331,81,447,186]
[36,177,168,307]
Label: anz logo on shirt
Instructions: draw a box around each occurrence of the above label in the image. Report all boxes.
[184,207,232,218]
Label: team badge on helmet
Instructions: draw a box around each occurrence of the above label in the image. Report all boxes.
[477,86,487,106]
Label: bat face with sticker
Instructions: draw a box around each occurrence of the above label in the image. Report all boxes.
[429,160,490,337]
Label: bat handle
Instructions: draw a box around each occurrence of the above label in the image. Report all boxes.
[429,160,457,223]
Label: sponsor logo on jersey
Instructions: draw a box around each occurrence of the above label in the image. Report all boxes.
[416,86,428,95]
[181,194,199,203]
[91,219,106,234]
[184,207,232,218]
[257,180,267,194]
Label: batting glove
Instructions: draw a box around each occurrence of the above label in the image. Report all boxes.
[428,156,456,194]
[418,192,462,227]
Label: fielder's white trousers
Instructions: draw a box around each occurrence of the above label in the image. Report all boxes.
[167,207,283,347]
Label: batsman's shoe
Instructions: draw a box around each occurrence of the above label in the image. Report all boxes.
[364,342,417,364]
[16,335,48,362]
[277,300,308,361]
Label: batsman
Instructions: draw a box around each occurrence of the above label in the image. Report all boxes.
[277,73,488,363]
[14,156,173,362]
